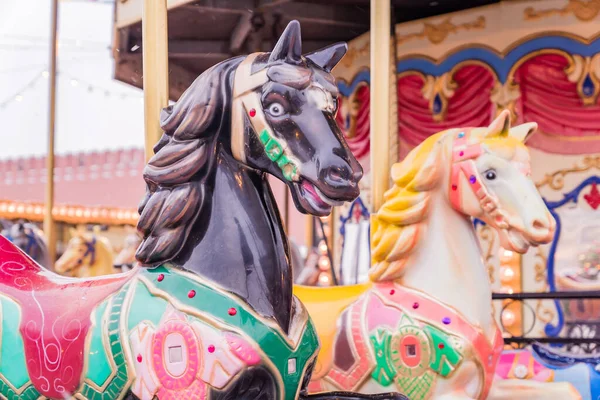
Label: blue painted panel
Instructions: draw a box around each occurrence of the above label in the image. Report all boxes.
[397,35,600,83]
[337,70,370,97]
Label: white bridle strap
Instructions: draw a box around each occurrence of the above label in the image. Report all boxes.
[231,53,268,163]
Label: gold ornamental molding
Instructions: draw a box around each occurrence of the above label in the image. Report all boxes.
[0,200,139,226]
[341,41,369,69]
[490,81,521,122]
[396,16,486,46]
[524,0,600,22]
[536,156,600,190]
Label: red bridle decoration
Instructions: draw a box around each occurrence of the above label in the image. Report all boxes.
[448,130,510,230]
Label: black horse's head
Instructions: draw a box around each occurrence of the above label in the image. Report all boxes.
[137,21,363,265]
[230,21,363,216]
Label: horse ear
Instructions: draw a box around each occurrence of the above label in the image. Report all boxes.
[269,20,302,64]
[510,122,537,143]
[305,42,347,72]
[486,109,511,138]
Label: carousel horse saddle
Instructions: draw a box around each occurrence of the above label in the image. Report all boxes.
[0,235,135,398]
[294,282,372,380]
[531,343,600,367]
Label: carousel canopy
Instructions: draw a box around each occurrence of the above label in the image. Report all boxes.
[113,0,496,99]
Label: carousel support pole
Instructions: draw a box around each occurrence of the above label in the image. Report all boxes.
[142,0,169,161]
[283,187,290,234]
[370,0,392,212]
[305,216,314,249]
[44,0,59,263]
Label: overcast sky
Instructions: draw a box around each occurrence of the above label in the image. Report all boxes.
[0,0,145,160]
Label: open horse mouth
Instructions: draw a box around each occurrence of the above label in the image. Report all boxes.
[294,179,344,216]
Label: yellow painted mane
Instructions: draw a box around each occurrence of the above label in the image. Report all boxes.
[370,114,534,282]
[369,132,445,282]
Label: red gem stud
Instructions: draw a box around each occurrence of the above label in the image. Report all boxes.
[451,184,458,191]
[459,151,464,157]
[137,354,143,363]
[157,274,164,282]
[228,307,237,316]
[208,345,215,353]
[412,302,419,309]
[438,343,445,349]
[188,290,196,298]
[249,108,256,117]
[390,289,395,295]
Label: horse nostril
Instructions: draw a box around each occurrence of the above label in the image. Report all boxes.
[329,169,343,182]
[532,219,546,231]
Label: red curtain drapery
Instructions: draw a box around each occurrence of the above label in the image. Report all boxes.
[397,65,495,157]
[515,54,600,154]
[335,84,370,163]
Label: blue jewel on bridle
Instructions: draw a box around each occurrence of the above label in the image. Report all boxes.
[76,236,97,267]
[6,230,37,254]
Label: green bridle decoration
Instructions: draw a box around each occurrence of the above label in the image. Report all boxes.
[258,129,298,181]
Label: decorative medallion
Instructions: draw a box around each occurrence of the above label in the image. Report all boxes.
[152,320,201,390]
[421,74,456,122]
[566,54,600,106]
[389,326,431,379]
[490,81,520,121]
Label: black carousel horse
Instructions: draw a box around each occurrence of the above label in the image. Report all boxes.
[0,21,406,400]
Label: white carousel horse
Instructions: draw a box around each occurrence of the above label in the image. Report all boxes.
[296,110,581,400]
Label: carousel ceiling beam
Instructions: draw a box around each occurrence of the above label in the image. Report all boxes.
[271,3,369,29]
[229,13,253,54]
[115,56,197,101]
[124,39,336,60]
[180,0,254,15]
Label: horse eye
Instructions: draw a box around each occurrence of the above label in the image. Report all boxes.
[485,170,497,180]
[266,103,285,117]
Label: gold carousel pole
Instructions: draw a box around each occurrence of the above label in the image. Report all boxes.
[370,0,392,212]
[142,0,169,161]
[44,0,59,263]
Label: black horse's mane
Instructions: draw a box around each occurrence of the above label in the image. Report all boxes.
[136,57,243,266]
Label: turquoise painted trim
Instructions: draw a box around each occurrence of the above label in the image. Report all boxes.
[86,300,112,388]
[0,297,30,390]
[126,281,169,331]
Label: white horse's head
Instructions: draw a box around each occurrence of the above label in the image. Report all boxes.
[371,110,555,281]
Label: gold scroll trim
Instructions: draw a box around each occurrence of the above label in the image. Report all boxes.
[397,16,486,46]
[536,156,600,190]
[524,0,600,22]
